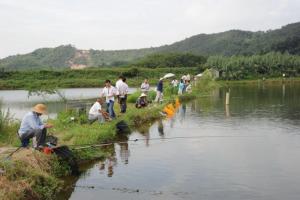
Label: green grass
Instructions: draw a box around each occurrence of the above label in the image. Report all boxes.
[50,102,164,146]
[0,67,199,90]
[0,151,70,200]
[0,102,20,146]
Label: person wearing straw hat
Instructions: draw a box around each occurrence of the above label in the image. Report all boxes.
[136,93,148,108]
[18,104,53,148]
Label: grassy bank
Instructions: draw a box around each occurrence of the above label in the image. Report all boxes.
[0,149,72,200]
[0,67,199,90]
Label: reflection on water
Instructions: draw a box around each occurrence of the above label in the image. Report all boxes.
[157,119,164,136]
[97,137,131,178]
[62,83,300,200]
[119,142,130,165]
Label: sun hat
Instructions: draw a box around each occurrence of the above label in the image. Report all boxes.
[140,93,147,98]
[159,77,164,81]
[33,104,47,114]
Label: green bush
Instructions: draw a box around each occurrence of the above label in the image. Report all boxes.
[0,102,20,146]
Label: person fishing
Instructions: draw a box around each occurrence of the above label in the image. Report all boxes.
[88,98,110,124]
[101,80,117,119]
[18,104,53,149]
[135,93,148,108]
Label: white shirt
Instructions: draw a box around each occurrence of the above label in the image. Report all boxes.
[171,80,178,87]
[89,102,102,115]
[18,112,44,135]
[118,82,129,97]
[116,79,123,91]
[186,74,191,81]
[141,82,150,92]
[101,86,117,103]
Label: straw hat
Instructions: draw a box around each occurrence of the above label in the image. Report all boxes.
[159,77,164,81]
[32,104,47,114]
[140,93,147,98]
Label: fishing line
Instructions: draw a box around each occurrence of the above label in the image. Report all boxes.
[75,185,190,196]
[71,135,260,150]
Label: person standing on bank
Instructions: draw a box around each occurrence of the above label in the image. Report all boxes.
[101,80,117,119]
[141,78,150,94]
[18,104,53,148]
[118,77,128,113]
[155,78,164,103]
[116,75,124,103]
[178,79,185,95]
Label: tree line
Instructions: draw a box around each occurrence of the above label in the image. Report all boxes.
[205,52,300,80]
[1,51,300,81]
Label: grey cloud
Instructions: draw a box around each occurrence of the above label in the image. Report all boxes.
[0,0,299,58]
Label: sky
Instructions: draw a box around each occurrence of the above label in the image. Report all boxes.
[0,0,300,58]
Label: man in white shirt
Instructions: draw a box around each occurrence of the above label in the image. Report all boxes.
[117,77,129,113]
[101,80,117,119]
[141,78,150,94]
[88,98,105,124]
[171,79,178,87]
[115,75,124,107]
[115,75,124,93]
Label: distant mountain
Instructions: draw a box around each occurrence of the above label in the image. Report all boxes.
[0,22,299,70]
[157,22,300,56]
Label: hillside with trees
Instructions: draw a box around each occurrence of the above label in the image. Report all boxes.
[158,22,300,56]
[0,22,299,70]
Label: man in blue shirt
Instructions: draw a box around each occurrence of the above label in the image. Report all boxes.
[155,78,164,103]
[18,104,53,148]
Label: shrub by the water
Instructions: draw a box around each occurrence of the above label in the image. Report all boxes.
[0,102,19,146]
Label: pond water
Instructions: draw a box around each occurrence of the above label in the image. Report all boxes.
[59,82,300,200]
[0,88,137,120]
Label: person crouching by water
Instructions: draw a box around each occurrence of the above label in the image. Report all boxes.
[136,93,148,108]
[101,80,117,119]
[88,98,110,124]
[155,78,164,103]
[18,104,53,148]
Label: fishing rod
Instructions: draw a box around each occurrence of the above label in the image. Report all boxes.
[71,135,260,150]
[2,146,23,161]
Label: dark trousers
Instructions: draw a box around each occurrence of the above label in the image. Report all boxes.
[120,95,127,113]
[20,128,47,147]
